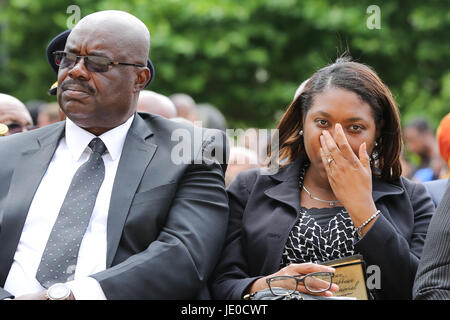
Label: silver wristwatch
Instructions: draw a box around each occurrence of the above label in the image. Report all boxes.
[46,283,73,300]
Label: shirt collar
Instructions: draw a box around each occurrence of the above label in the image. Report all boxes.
[65,114,135,161]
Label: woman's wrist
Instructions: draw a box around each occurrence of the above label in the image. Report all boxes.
[346,200,377,227]
[248,277,268,294]
[355,210,380,238]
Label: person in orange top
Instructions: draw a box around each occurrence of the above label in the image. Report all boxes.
[436,113,450,178]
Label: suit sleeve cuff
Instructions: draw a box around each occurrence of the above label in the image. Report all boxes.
[66,277,107,300]
[0,289,14,300]
[234,276,264,300]
[354,213,397,255]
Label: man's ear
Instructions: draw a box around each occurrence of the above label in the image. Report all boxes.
[134,68,151,92]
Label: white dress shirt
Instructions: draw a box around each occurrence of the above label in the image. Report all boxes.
[4,115,134,299]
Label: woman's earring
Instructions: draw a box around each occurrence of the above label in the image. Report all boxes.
[374,141,378,147]
[299,130,303,136]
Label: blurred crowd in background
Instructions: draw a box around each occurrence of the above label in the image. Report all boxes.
[1,1,449,188]
[1,89,449,188]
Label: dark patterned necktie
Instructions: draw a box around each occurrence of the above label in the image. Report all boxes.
[36,137,107,288]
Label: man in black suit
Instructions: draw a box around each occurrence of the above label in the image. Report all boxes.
[414,180,450,299]
[0,10,228,300]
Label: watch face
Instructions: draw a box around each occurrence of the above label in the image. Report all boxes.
[48,283,70,300]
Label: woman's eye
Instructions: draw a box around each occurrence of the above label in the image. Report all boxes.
[316,119,328,127]
[350,124,363,131]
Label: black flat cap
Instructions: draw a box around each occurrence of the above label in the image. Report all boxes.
[46,30,155,95]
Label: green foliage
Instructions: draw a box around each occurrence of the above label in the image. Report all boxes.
[0,0,449,129]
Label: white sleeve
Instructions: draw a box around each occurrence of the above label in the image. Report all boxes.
[66,277,107,300]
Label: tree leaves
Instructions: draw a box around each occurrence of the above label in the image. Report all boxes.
[0,0,448,129]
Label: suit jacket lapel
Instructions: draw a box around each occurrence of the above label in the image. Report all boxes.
[106,114,157,267]
[372,178,404,202]
[260,159,304,273]
[263,158,304,214]
[0,123,65,285]
[264,179,300,214]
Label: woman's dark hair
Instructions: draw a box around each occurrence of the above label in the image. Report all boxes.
[268,57,402,181]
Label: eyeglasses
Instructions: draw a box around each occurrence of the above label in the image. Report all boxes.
[266,272,334,296]
[0,122,35,135]
[52,51,146,73]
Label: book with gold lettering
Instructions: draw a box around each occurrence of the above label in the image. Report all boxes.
[320,254,369,300]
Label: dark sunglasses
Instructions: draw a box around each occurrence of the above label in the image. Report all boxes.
[53,51,146,73]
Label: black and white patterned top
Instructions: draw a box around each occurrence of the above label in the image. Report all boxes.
[280,164,359,267]
[281,206,358,266]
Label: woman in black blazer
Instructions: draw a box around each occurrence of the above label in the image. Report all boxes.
[211,57,435,300]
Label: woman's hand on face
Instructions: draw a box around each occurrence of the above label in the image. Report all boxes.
[319,123,377,224]
[248,262,338,296]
